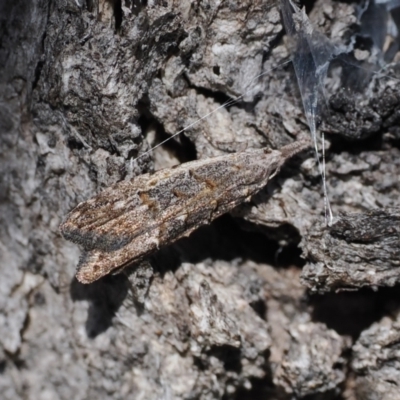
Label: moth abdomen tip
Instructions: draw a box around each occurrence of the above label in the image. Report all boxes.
[75,269,97,284]
[76,251,110,284]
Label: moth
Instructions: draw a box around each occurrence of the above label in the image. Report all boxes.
[60,140,310,284]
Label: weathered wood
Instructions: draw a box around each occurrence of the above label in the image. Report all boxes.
[1,0,400,399]
[301,208,400,293]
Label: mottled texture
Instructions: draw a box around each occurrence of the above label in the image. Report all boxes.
[301,208,400,293]
[61,141,309,283]
[1,0,400,399]
[352,312,400,400]
[273,322,349,397]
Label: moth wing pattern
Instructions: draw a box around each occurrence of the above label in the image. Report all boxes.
[60,141,310,283]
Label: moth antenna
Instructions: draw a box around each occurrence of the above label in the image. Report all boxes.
[131,60,292,163]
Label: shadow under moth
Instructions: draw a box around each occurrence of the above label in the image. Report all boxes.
[60,140,310,284]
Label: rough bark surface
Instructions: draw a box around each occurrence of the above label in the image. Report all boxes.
[1,0,400,399]
[351,312,400,400]
[302,208,400,292]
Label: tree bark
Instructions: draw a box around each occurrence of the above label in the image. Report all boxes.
[1,0,399,399]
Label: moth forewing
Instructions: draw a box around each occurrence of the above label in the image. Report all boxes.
[60,140,310,284]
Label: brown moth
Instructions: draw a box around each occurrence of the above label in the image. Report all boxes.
[60,140,310,284]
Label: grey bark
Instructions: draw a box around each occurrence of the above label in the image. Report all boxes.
[1,0,399,399]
